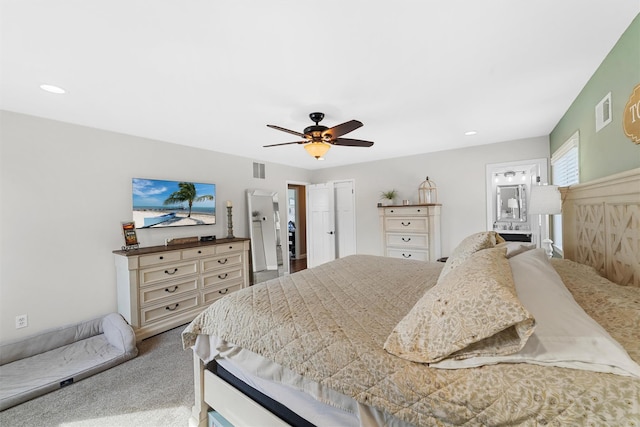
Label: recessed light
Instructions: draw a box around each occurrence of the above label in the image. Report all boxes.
[40,84,66,94]
[464,130,477,136]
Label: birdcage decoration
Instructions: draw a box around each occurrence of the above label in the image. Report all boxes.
[418,176,438,204]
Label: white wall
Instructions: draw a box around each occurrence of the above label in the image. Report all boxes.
[312,136,550,257]
[0,111,311,340]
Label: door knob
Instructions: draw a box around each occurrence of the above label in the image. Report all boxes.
[327,231,334,235]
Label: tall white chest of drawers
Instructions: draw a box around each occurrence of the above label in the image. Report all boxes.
[379,205,441,262]
[113,238,250,340]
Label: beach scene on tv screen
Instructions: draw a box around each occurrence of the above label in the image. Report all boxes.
[132,178,216,228]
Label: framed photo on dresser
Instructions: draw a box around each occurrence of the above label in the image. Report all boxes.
[121,221,139,248]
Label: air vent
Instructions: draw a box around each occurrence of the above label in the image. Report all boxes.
[253,162,265,179]
[595,92,612,132]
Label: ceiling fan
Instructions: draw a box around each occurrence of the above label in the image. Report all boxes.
[264,112,374,160]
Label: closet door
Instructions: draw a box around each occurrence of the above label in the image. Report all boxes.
[306,182,335,268]
[334,180,356,258]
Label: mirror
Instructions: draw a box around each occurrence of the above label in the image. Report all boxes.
[247,189,285,283]
[496,184,527,222]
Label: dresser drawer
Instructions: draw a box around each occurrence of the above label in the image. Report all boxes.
[139,251,181,268]
[140,278,199,306]
[386,248,429,261]
[386,233,429,248]
[217,243,245,254]
[385,217,428,232]
[202,266,243,289]
[202,283,243,304]
[140,294,200,325]
[139,260,199,286]
[201,253,242,273]
[384,206,433,216]
[182,246,216,259]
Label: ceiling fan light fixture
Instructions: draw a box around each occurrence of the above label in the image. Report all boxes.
[304,142,331,160]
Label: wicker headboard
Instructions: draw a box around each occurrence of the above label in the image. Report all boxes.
[561,168,640,287]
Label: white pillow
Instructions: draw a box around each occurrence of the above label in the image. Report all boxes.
[495,241,536,258]
[431,248,640,378]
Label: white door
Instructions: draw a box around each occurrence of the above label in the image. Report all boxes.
[306,182,335,268]
[334,180,356,258]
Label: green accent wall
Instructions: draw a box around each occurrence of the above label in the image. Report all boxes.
[550,14,640,182]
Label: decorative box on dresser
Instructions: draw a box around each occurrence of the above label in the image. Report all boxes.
[113,238,250,341]
[378,204,441,262]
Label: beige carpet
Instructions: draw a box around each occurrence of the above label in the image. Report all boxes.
[0,324,194,427]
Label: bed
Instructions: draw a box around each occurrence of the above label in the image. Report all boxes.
[182,168,640,427]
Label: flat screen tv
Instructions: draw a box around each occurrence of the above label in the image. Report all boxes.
[132,178,216,228]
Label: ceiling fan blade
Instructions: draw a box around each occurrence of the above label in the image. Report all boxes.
[323,120,363,139]
[332,138,374,147]
[267,124,306,138]
[263,141,307,147]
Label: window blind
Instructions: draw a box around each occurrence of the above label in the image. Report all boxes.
[551,131,579,186]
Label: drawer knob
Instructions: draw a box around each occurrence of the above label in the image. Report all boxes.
[390,209,394,213]
[219,288,229,295]
[402,237,411,242]
[401,221,411,226]
[218,273,228,279]
[165,303,179,311]
[218,258,228,264]
[165,286,178,293]
[164,268,178,275]
[228,245,233,249]
[402,253,412,258]
[417,209,421,212]
[198,250,202,254]
[159,256,164,260]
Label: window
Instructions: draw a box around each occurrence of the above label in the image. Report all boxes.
[551,131,580,252]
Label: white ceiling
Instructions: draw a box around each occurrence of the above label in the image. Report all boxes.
[1,1,638,170]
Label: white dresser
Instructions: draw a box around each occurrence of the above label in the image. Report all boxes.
[378,205,441,262]
[113,238,250,340]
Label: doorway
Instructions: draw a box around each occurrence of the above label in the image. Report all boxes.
[286,179,357,272]
[287,184,307,273]
[485,158,548,246]
[306,179,357,269]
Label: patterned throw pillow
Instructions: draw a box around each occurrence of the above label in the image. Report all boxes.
[384,247,535,363]
[438,231,505,281]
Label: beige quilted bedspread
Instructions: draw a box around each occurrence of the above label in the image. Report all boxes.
[182,255,640,426]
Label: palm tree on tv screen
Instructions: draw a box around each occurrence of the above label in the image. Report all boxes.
[163,182,213,218]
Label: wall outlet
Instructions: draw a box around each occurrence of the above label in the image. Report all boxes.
[15,314,28,329]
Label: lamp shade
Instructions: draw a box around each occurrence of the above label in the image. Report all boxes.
[304,142,330,160]
[529,185,561,215]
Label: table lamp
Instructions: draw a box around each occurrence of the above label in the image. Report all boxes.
[529,184,561,257]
